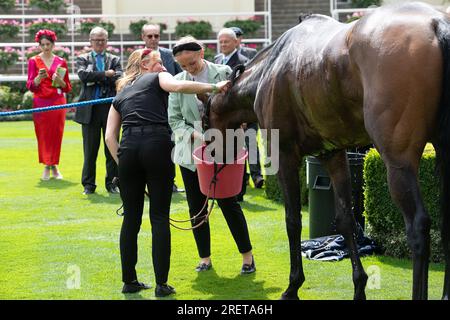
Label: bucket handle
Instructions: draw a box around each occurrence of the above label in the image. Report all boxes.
[168,163,228,231]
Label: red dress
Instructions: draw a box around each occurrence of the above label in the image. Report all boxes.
[26,55,72,165]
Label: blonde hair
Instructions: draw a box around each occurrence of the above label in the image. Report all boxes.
[116,49,161,92]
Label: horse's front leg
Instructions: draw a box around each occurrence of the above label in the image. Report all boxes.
[319,150,368,300]
[277,150,304,300]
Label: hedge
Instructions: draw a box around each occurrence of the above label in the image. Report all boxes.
[364,146,443,262]
[264,158,308,206]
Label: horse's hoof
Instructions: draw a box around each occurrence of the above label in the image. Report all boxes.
[280,292,300,300]
[353,292,366,300]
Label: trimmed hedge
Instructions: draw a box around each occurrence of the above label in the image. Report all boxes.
[364,147,443,262]
[264,159,308,206]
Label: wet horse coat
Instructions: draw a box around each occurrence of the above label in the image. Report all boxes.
[206,2,450,300]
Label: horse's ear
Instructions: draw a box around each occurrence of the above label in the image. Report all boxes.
[229,64,246,86]
[299,13,312,24]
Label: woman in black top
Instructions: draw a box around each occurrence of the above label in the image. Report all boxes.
[105,48,228,297]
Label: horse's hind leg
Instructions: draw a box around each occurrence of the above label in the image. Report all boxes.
[319,150,368,300]
[277,150,304,300]
[382,152,430,300]
[434,144,450,300]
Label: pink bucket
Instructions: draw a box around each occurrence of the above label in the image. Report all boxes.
[193,145,248,199]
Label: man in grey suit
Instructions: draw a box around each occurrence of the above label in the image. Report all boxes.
[141,23,184,193]
[75,27,123,195]
[214,28,248,68]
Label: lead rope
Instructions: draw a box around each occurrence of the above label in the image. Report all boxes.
[168,163,228,231]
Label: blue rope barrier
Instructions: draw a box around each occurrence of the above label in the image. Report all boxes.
[0,97,114,117]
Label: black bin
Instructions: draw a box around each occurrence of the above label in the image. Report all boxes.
[306,152,365,239]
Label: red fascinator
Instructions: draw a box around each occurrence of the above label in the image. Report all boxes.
[35,29,57,43]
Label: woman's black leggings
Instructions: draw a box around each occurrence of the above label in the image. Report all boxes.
[180,166,252,258]
[118,126,174,285]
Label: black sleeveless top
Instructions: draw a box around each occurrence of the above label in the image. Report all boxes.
[112,72,169,130]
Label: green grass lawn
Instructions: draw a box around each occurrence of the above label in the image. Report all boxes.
[0,120,445,300]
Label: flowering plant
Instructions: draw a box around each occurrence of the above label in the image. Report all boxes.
[0,19,21,39]
[223,16,263,36]
[203,44,217,62]
[29,0,68,13]
[26,45,71,60]
[27,18,67,39]
[175,20,212,39]
[74,45,120,56]
[0,0,15,12]
[345,11,366,23]
[351,0,381,8]
[124,45,144,57]
[80,19,115,37]
[0,47,20,71]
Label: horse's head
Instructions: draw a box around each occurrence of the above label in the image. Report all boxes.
[197,64,258,162]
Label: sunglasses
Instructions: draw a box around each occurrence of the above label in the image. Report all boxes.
[145,34,160,39]
[90,39,107,43]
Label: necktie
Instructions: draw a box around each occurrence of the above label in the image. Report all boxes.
[222,57,228,65]
[96,54,104,71]
[95,54,104,99]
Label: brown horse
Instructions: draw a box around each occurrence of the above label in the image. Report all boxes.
[204,2,450,300]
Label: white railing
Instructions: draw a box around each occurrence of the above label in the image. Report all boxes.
[0,9,271,82]
[330,0,377,21]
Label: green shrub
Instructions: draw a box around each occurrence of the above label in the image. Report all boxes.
[129,19,148,40]
[264,158,308,206]
[363,147,443,262]
[175,20,212,39]
[27,19,68,40]
[29,0,67,13]
[0,0,15,12]
[351,0,381,8]
[21,91,33,110]
[0,20,21,40]
[223,17,263,36]
[0,86,22,111]
[80,20,115,37]
[0,47,19,71]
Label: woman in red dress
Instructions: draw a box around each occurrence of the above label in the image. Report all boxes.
[26,30,72,180]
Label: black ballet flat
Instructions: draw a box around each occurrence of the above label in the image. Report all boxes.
[155,284,176,297]
[195,262,212,272]
[241,256,256,275]
[122,280,151,294]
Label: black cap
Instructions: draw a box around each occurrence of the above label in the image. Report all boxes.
[231,27,244,36]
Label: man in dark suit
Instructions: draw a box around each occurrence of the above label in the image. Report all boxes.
[230,27,258,60]
[141,23,184,193]
[141,24,182,76]
[214,28,248,68]
[75,26,123,195]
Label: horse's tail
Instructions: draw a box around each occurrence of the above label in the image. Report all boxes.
[434,17,450,246]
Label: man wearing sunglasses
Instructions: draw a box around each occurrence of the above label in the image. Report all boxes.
[142,24,184,193]
[141,24,182,77]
